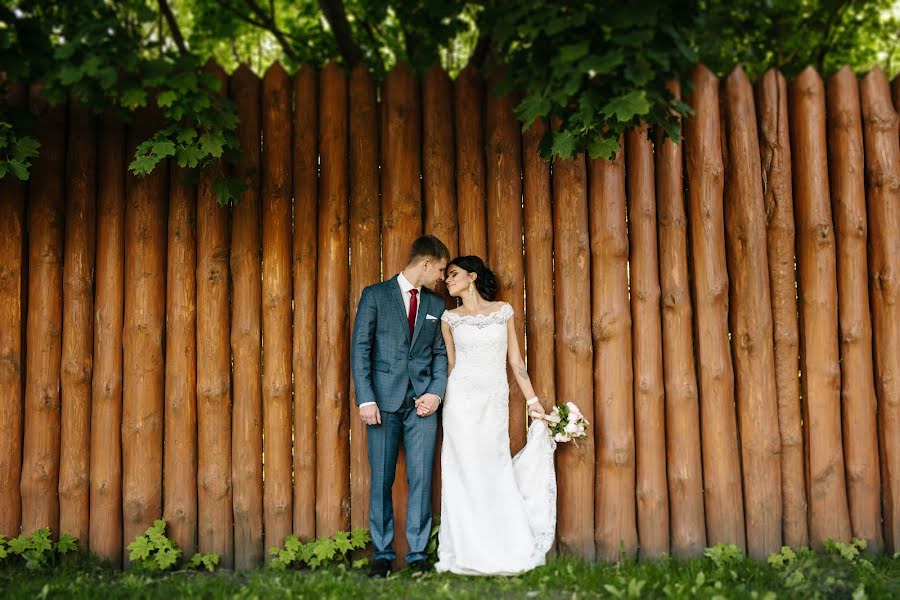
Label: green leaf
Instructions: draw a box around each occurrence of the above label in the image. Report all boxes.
[558,41,590,63]
[580,49,625,76]
[56,534,78,554]
[176,128,197,144]
[59,65,84,85]
[516,93,551,131]
[175,145,203,169]
[550,130,576,159]
[8,535,29,554]
[201,553,219,572]
[157,91,178,108]
[588,136,621,160]
[127,536,153,562]
[14,136,40,162]
[154,546,179,571]
[6,159,29,181]
[129,155,159,175]
[199,132,225,157]
[601,91,652,123]
[121,89,148,109]
[151,140,176,158]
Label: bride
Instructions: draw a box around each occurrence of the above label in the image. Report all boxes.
[427,255,557,575]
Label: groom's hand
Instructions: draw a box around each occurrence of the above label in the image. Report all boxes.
[359,403,381,426]
[415,393,440,417]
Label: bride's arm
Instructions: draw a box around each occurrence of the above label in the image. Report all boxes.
[441,321,456,374]
[506,312,545,416]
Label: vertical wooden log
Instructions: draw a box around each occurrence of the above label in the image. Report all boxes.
[380,62,422,563]
[0,81,27,539]
[826,66,883,551]
[60,96,97,546]
[523,118,555,412]
[683,65,746,550]
[789,66,852,548]
[122,103,167,552]
[21,85,66,535]
[163,165,197,557]
[454,65,487,257]
[485,71,527,454]
[316,61,350,537]
[349,64,379,536]
[722,67,783,559]
[196,63,233,568]
[625,125,669,559]
[860,68,900,552]
[893,75,900,111]
[553,152,595,560]
[422,65,458,264]
[590,145,637,562]
[292,65,318,542]
[230,64,263,569]
[261,62,293,553]
[592,145,638,562]
[90,108,125,563]
[756,69,809,548]
[655,81,705,558]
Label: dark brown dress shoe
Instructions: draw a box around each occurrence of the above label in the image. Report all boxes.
[368,558,392,578]
[407,559,433,575]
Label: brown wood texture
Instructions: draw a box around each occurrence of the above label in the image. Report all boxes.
[484,71,527,454]
[826,66,883,551]
[522,118,555,413]
[229,63,263,569]
[790,66,852,549]
[316,61,351,537]
[163,165,197,557]
[380,62,422,564]
[348,63,379,536]
[422,64,458,265]
[860,68,900,552]
[21,85,66,535]
[655,81,705,559]
[454,65,487,258]
[89,108,125,562]
[553,152,595,560]
[292,64,318,542]
[722,67,783,559]
[625,125,669,559]
[122,103,167,553]
[59,96,97,545]
[590,145,637,562]
[196,63,233,567]
[893,75,900,111]
[261,62,293,554]
[683,65,746,550]
[0,81,27,538]
[755,69,809,548]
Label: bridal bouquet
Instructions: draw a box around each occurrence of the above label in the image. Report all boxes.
[531,401,589,443]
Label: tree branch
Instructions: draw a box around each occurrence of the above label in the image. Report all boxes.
[158,0,188,54]
[214,0,300,62]
[318,0,365,67]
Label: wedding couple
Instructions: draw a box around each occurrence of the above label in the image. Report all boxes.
[351,235,557,578]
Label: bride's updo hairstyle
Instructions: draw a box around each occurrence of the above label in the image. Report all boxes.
[449,255,498,301]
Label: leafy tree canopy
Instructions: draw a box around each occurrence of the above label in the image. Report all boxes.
[1,0,897,203]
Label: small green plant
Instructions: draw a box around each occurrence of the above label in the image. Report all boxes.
[269,529,371,570]
[127,520,182,571]
[1,529,78,570]
[704,543,745,569]
[186,551,220,573]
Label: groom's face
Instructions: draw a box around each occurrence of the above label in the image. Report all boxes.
[421,257,448,291]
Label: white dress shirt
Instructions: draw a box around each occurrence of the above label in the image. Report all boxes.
[359,273,422,409]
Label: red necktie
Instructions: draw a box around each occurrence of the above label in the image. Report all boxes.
[408,288,418,339]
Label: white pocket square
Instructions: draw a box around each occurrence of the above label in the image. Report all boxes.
[425,314,438,320]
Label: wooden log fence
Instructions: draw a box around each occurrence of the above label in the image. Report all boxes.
[1,62,898,568]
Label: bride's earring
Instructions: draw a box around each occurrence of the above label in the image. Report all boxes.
[468,282,475,301]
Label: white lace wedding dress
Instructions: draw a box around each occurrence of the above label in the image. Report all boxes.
[435,303,557,576]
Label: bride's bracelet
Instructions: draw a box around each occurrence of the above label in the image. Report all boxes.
[526,396,540,406]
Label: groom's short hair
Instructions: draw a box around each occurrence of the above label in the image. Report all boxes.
[408,235,450,265]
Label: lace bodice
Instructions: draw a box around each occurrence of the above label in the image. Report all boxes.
[442,303,513,374]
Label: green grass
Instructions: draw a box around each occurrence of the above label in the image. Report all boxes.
[2,547,899,599]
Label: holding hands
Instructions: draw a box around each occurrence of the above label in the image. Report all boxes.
[415,393,441,417]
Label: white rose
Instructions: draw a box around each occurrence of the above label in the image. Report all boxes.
[554,433,571,443]
[566,402,578,412]
[565,423,578,434]
[545,414,562,425]
[567,413,578,423]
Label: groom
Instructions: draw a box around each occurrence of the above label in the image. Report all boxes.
[351,235,450,577]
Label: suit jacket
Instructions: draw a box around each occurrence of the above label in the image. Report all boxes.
[351,276,449,412]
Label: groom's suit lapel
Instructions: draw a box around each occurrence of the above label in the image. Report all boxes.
[388,275,412,344]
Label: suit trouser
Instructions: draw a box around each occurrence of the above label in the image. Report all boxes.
[367,384,438,562]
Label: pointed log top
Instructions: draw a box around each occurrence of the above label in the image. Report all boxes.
[322,60,344,75]
[263,61,289,82]
[759,68,785,86]
[861,66,888,87]
[725,65,751,90]
[690,63,718,84]
[350,62,374,85]
[386,61,414,79]
[204,59,227,78]
[796,65,823,84]
[664,78,681,97]
[296,63,317,77]
[828,65,856,85]
[424,64,450,81]
[458,63,481,81]
[231,63,259,84]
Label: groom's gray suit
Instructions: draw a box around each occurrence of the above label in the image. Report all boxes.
[351,275,448,563]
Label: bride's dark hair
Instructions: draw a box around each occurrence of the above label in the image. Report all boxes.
[449,255,499,301]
